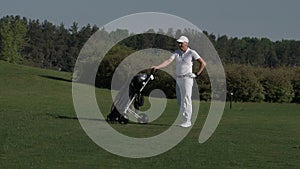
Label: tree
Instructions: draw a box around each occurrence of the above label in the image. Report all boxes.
[291,67,300,103]
[216,35,229,63]
[261,68,294,103]
[54,23,70,71]
[226,65,265,102]
[39,20,56,68]
[260,38,278,67]
[0,15,27,63]
[24,19,45,67]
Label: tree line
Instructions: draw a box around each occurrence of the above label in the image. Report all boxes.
[0,15,98,71]
[1,15,300,103]
[96,45,300,103]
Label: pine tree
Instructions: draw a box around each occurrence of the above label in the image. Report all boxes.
[0,16,27,63]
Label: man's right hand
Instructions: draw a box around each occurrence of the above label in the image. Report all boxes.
[151,66,159,70]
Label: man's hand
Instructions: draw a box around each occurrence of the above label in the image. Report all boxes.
[194,72,199,77]
[151,66,159,70]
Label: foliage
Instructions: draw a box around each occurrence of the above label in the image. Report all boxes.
[260,67,295,103]
[0,15,99,71]
[1,15,300,103]
[225,65,297,103]
[0,16,27,63]
[226,65,265,102]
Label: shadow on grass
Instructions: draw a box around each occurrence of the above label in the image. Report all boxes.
[46,113,106,122]
[46,113,170,126]
[39,75,72,83]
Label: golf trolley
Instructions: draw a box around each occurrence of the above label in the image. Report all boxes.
[106,69,156,124]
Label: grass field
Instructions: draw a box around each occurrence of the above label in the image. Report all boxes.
[1,61,300,169]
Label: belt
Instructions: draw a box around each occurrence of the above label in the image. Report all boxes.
[177,74,191,78]
[177,75,188,78]
[177,73,196,78]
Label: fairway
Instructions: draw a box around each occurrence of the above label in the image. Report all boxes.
[1,61,300,169]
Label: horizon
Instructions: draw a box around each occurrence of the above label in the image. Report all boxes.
[1,14,298,43]
[1,0,299,41]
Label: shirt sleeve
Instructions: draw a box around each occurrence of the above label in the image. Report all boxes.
[191,50,201,60]
[170,51,178,60]
[170,54,175,60]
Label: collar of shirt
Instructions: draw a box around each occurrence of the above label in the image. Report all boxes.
[180,47,191,55]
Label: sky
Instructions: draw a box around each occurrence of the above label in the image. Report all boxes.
[1,0,299,41]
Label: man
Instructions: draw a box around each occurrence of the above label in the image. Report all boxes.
[152,35,206,127]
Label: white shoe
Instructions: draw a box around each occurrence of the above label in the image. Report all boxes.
[179,121,192,128]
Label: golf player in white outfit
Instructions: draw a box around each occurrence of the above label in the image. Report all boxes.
[152,36,206,127]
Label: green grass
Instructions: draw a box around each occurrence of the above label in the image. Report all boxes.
[1,61,300,169]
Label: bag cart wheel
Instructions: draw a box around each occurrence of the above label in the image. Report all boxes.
[137,113,148,124]
[118,115,129,124]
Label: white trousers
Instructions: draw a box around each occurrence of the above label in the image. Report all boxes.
[176,77,193,122]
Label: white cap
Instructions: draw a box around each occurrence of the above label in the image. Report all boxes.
[177,36,189,43]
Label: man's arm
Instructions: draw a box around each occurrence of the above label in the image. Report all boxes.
[152,57,174,70]
[195,57,206,76]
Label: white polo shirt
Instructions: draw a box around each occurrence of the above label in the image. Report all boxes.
[170,48,201,76]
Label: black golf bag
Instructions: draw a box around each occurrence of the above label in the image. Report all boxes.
[106,69,156,124]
